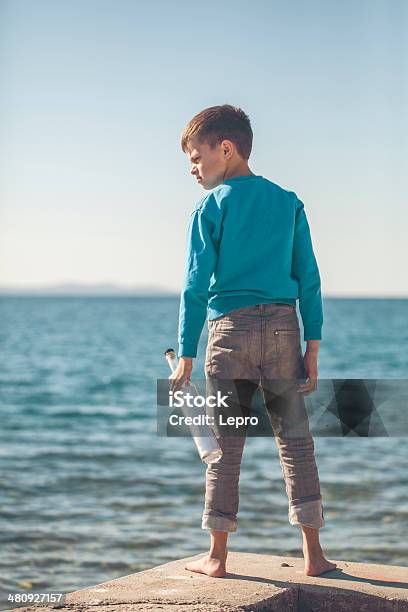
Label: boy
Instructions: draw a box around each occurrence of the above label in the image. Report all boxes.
[171,104,336,578]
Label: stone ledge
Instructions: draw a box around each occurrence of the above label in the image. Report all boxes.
[5,552,408,612]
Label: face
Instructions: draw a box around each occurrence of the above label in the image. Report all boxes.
[186,136,228,190]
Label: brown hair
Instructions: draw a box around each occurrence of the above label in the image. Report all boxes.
[181,104,253,160]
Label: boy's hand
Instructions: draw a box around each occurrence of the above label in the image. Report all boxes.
[297,349,318,396]
[169,357,193,393]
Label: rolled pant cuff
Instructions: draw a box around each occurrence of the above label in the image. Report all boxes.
[202,515,237,532]
[289,498,325,529]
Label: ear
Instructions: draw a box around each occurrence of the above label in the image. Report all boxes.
[221,140,234,158]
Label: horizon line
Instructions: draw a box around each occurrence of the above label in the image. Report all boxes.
[0,290,406,299]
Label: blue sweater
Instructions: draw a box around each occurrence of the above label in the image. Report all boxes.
[178,174,323,358]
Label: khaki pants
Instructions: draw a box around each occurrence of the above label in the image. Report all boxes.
[202,303,325,532]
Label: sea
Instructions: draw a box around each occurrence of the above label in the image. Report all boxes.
[0,296,407,608]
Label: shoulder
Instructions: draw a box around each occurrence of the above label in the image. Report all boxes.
[263,178,309,217]
[260,177,302,207]
[191,189,224,218]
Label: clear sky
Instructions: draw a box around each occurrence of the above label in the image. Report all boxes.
[1,0,407,296]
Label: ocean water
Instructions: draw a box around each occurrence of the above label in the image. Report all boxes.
[0,296,407,608]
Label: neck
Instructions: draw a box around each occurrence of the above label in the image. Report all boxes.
[223,164,254,181]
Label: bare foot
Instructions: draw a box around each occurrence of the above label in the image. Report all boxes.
[304,548,337,576]
[184,549,228,578]
[303,542,337,576]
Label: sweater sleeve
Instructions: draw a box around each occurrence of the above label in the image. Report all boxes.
[178,197,220,358]
[291,197,323,341]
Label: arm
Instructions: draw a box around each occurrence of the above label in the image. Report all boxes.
[306,338,320,354]
[291,196,323,343]
[177,199,219,358]
[291,197,322,396]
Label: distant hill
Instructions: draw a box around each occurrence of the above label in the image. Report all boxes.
[0,283,178,296]
[0,284,404,298]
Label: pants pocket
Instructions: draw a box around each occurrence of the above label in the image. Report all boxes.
[208,330,249,378]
